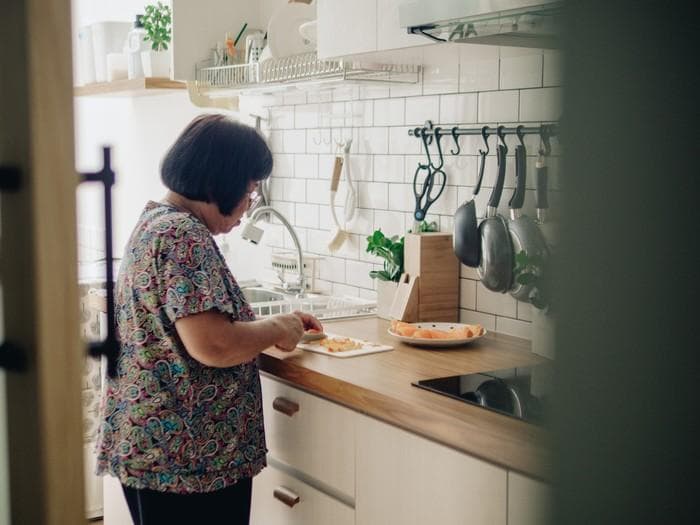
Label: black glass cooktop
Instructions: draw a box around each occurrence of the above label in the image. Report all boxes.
[412,363,552,425]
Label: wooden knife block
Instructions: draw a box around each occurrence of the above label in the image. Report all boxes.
[404,232,460,322]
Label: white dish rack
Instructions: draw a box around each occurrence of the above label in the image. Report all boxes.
[249,294,376,321]
[193,51,421,96]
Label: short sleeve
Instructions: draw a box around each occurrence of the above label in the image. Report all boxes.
[158,225,236,324]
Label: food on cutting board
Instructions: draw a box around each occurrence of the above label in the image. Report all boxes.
[317,336,363,353]
[390,320,484,339]
[300,328,326,342]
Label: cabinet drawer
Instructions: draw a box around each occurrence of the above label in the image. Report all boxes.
[261,375,355,498]
[251,463,354,525]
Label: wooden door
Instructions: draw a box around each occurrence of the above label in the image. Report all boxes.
[0,0,85,523]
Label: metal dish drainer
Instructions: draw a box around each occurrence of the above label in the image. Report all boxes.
[194,52,421,95]
[249,294,376,320]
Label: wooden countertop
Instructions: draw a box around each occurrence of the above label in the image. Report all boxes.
[259,317,551,481]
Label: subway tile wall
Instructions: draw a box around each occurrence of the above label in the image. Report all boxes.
[250,44,563,339]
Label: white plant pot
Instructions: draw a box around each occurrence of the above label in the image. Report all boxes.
[141,49,171,78]
[375,280,398,320]
[532,308,556,360]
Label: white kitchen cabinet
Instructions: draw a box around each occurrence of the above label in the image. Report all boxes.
[103,475,133,525]
[317,0,426,59]
[251,463,354,525]
[507,472,552,525]
[317,0,377,58]
[355,414,508,525]
[171,0,262,80]
[260,374,355,499]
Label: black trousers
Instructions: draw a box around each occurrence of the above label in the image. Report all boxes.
[122,478,252,525]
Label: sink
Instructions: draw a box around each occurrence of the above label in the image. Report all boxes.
[241,287,285,304]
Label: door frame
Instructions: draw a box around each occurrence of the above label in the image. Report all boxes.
[1,0,85,523]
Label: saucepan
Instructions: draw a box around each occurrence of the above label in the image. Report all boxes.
[477,130,513,293]
[507,129,549,301]
[453,126,489,267]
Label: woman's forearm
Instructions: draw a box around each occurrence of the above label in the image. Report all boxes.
[175,311,290,368]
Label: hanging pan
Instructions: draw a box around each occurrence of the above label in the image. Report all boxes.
[477,130,513,293]
[454,126,489,267]
[507,129,549,301]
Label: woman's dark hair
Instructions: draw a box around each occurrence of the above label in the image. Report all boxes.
[161,114,273,215]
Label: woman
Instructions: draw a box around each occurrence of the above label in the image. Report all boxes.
[96,114,322,524]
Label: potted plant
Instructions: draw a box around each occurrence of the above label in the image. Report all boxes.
[365,222,439,319]
[513,250,556,359]
[141,2,172,77]
[365,229,404,319]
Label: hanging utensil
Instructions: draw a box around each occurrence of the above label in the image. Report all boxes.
[535,125,558,249]
[341,139,357,222]
[412,128,447,231]
[477,130,514,293]
[507,128,549,301]
[412,163,446,233]
[453,125,489,267]
[328,155,349,252]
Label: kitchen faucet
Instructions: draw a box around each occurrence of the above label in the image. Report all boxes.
[240,205,305,296]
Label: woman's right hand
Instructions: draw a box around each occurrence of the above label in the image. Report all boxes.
[272,313,305,351]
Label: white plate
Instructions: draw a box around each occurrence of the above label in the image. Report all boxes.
[267,2,316,58]
[387,322,487,348]
[297,332,393,358]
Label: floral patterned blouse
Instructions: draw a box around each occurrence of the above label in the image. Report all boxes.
[96,201,266,494]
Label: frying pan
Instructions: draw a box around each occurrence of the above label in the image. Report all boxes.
[474,379,524,418]
[453,141,487,267]
[508,145,549,301]
[477,144,513,292]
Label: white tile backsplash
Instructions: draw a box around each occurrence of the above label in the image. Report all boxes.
[359,181,389,210]
[476,283,518,318]
[374,155,405,183]
[374,98,405,126]
[422,45,460,96]
[439,93,478,125]
[295,154,318,179]
[478,90,520,122]
[346,260,374,289]
[405,95,441,127]
[283,130,306,153]
[519,87,563,122]
[389,126,422,155]
[459,45,499,92]
[358,127,389,154]
[294,104,320,129]
[499,48,543,90]
[257,45,563,340]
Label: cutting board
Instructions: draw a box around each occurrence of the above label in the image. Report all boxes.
[297,333,393,358]
[389,273,419,322]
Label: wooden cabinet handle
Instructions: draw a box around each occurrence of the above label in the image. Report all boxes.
[272,396,299,417]
[273,486,300,508]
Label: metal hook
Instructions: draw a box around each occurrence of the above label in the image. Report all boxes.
[449,126,461,155]
[433,127,445,170]
[420,127,435,169]
[516,125,526,149]
[479,126,490,156]
[539,124,552,156]
[497,125,508,154]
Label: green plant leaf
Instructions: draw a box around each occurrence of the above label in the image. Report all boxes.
[517,273,537,285]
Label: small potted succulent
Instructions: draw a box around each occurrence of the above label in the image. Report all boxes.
[141,2,172,77]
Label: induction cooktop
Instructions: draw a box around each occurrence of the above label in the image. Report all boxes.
[412,363,552,425]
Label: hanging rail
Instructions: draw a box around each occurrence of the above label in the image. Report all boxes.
[408,122,558,139]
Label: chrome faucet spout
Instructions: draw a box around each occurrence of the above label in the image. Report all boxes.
[242,206,305,295]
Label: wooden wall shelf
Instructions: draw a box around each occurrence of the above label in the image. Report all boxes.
[74,77,186,97]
